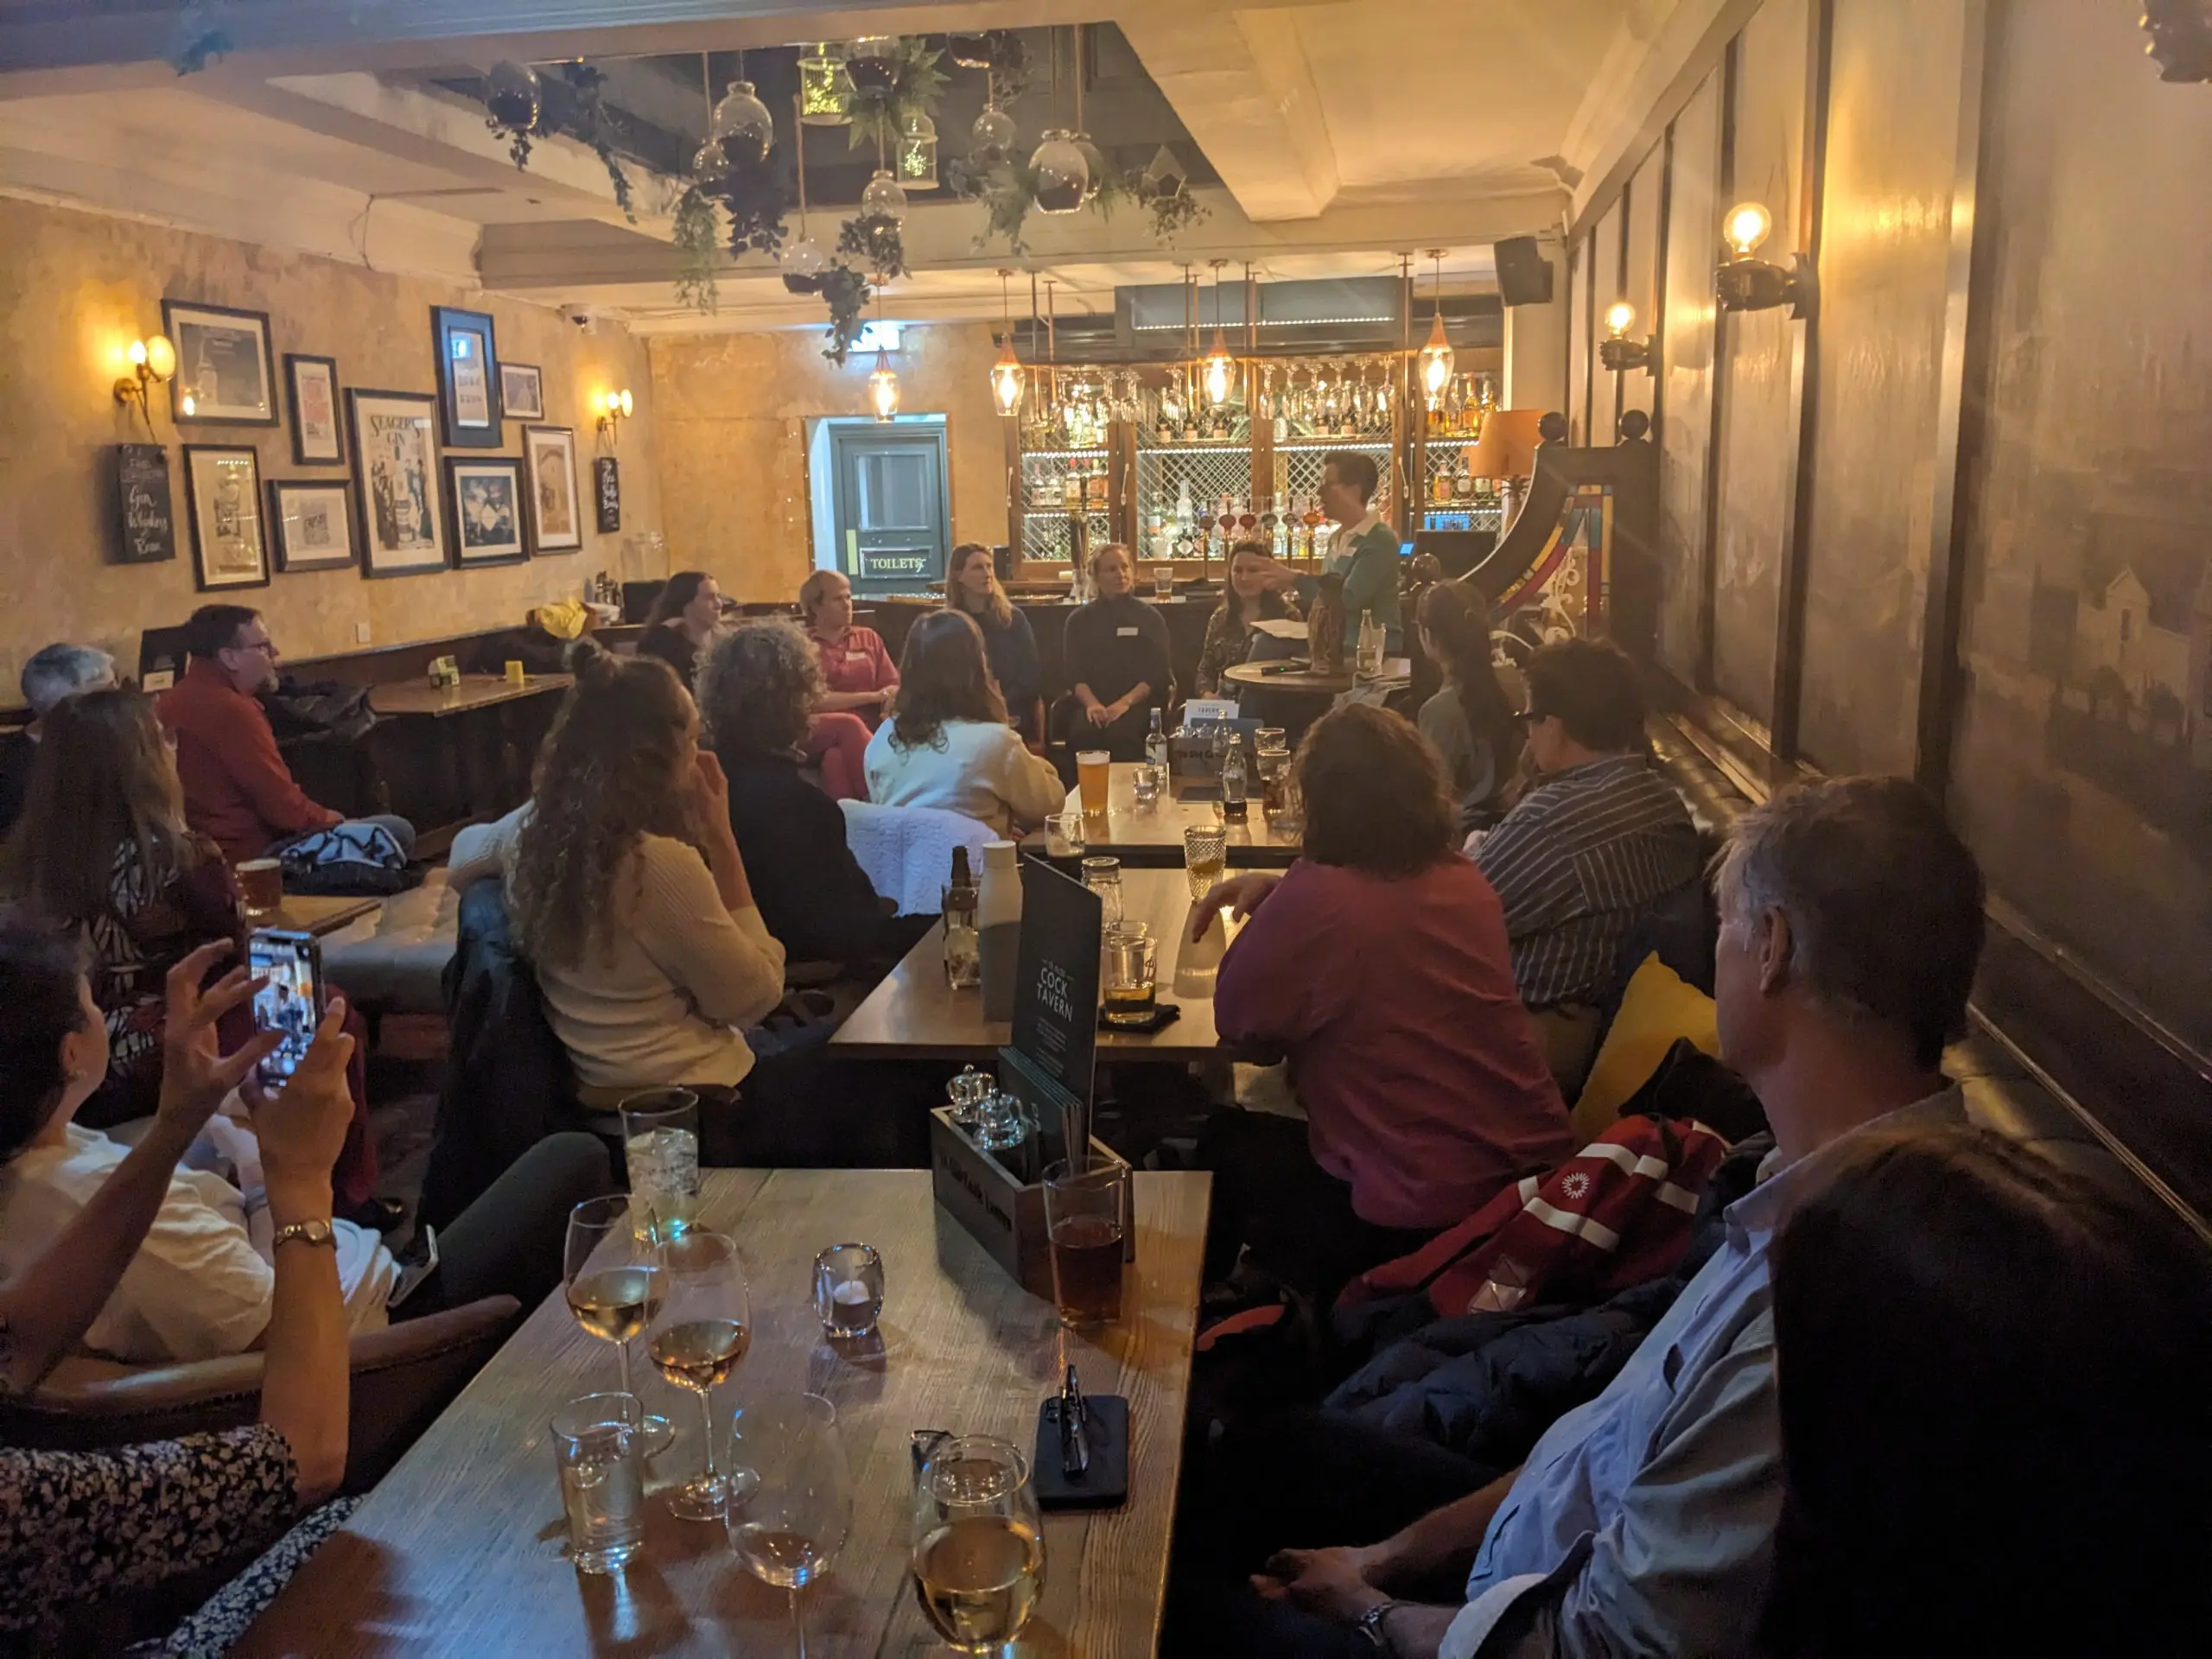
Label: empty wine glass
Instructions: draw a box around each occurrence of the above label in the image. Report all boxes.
[645,1229,754,1521]
[563,1196,673,1457]
[731,1394,854,1659]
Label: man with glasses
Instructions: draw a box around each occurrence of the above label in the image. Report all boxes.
[157,605,415,865]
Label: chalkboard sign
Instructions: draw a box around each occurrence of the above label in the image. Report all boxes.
[1004,858,1102,1152]
[593,455,620,534]
[112,444,176,564]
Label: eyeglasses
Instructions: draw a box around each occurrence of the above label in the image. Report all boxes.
[1514,709,1547,727]
[230,637,276,656]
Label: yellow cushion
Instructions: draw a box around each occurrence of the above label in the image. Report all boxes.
[1570,954,1720,1141]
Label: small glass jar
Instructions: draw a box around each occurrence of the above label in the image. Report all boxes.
[1080,856,1124,928]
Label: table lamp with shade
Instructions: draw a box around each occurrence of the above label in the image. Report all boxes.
[1464,407,1545,530]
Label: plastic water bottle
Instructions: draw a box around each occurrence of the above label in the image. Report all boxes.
[1145,708,1171,776]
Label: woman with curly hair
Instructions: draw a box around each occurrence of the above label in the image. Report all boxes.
[944,543,1041,738]
[863,610,1065,836]
[485,644,786,1110]
[1190,702,1569,1304]
[697,621,925,971]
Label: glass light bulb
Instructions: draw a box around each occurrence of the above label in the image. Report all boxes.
[1203,342,1234,407]
[127,339,148,366]
[617,390,633,417]
[1725,200,1773,257]
[990,339,1024,415]
[1605,301,1636,338]
[1419,311,1455,400]
[180,391,197,417]
[145,335,175,378]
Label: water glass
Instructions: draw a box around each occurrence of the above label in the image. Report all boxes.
[813,1243,885,1340]
[733,1395,854,1659]
[1042,1160,1128,1328]
[620,1090,702,1244]
[1132,761,1166,808]
[550,1392,646,1574]
[1255,726,1288,759]
[942,885,982,989]
[1057,806,1088,851]
[1183,823,1227,900]
[1101,923,1158,1029]
[911,1436,1046,1653]
[1080,855,1124,928]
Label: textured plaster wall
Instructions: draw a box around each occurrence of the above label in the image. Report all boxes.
[648,321,1011,605]
[0,195,662,690]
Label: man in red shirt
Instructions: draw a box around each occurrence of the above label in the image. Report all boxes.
[158,605,415,865]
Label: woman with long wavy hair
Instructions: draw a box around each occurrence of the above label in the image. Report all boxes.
[1414,582,1522,830]
[0,687,387,1211]
[1196,542,1299,698]
[944,543,1041,737]
[492,645,785,1110]
[635,569,724,693]
[862,610,1065,836]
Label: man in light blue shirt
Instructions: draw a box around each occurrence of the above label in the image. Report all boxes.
[1248,777,1988,1658]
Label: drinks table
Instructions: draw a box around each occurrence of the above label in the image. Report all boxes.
[239,1167,1210,1658]
[1020,762,1300,869]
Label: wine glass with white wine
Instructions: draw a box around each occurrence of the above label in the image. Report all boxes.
[645,1230,754,1521]
[731,1394,853,1659]
[910,1435,1046,1652]
[563,1195,673,1456]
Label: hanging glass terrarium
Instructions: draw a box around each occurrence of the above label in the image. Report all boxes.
[798,43,849,125]
[845,37,897,95]
[1071,132,1108,206]
[690,139,728,185]
[971,103,1017,169]
[896,110,939,189]
[1031,130,1089,214]
[781,237,827,295]
[860,168,909,221]
[484,61,541,130]
[709,79,773,169]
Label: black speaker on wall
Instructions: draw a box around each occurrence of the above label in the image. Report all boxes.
[1495,237,1555,307]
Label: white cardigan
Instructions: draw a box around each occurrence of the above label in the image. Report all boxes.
[863,718,1065,836]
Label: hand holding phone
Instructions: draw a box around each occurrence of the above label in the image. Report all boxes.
[246,929,325,1090]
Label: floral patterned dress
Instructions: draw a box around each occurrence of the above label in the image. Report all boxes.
[1196,590,1302,697]
[0,1424,296,1645]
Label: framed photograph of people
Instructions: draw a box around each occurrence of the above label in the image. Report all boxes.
[445,456,527,566]
[521,423,583,553]
[431,305,500,448]
[268,480,357,572]
[498,361,544,421]
[283,353,342,465]
[346,387,448,577]
[181,444,271,589]
[162,301,277,425]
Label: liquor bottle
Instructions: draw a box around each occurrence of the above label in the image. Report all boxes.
[977,840,1022,1022]
[1146,708,1171,776]
[942,847,981,988]
[1195,496,1215,560]
[1218,732,1249,820]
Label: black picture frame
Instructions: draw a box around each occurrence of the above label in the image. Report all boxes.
[181,444,271,590]
[283,353,343,465]
[498,360,544,421]
[268,479,359,572]
[162,300,277,426]
[444,455,529,566]
[520,423,583,554]
[431,304,501,449]
[346,387,448,578]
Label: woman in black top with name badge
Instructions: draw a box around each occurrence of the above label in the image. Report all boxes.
[1057,543,1172,762]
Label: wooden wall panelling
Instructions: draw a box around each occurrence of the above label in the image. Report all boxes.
[1708,0,1814,730]
[1660,65,1726,686]
[1767,0,1835,761]
[1567,242,1590,443]
[1621,146,1666,428]
[1589,201,1624,447]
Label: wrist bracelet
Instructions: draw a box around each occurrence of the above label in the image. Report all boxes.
[271,1218,337,1250]
[1357,1599,1407,1654]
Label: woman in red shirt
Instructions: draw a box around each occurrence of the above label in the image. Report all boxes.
[1193,702,1573,1304]
[798,569,894,801]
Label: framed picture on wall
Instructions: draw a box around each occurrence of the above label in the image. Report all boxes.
[445,456,527,565]
[269,479,357,572]
[162,301,276,425]
[521,424,582,554]
[283,353,343,464]
[181,445,270,589]
[498,361,544,421]
[431,305,500,449]
[346,387,448,577]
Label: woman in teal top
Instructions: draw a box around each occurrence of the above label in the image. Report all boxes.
[1254,449,1402,652]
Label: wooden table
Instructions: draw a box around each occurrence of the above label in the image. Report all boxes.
[267,893,382,937]
[368,672,573,719]
[240,1167,1211,1658]
[1021,762,1300,868]
[1222,656,1412,697]
[830,868,1247,1063]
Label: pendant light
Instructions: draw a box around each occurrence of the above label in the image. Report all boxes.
[709,56,773,170]
[867,295,899,421]
[989,268,1025,416]
[780,92,826,292]
[896,109,939,189]
[1202,259,1236,407]
[798,42,849,126]
[1418,249,1455,402]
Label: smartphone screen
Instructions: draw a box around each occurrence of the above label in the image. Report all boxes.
[247,929,324,1088]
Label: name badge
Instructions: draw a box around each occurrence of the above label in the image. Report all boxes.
[1116,626,1139,637]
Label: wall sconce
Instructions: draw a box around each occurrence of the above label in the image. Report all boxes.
[1714,200,1815,317]
[113,334,178,435]
[594,387,632,444]
[1597,301,1652,372]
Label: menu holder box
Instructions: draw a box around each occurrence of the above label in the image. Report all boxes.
[929,1109,1134,1300]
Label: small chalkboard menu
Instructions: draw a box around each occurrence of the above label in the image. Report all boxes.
[112,444,176,564]
[593,455,621,533]
[1003,857,1100,1151]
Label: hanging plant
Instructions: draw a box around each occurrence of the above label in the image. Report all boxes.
[555,63,637,222]
[715,148,791,258]
[817,264,874,365]
[475,61,638,222]
[841,38,948,156]
[946,155,1037,257]
[671,185,722,314]
[1147,183,1209,245]
[837,212,907,283]
[984,31,1033,105]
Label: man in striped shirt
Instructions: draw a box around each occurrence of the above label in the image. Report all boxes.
[1473,639,1700,1088]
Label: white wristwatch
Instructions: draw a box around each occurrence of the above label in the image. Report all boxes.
[271,1218,337,1250]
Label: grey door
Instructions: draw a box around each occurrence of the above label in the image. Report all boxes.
[830,422,951,594]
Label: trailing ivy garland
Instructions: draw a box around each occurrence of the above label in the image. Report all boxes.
[840,38,948,156]
[480,62,639,223]
[817,264,874,365]
[837,212,907,283]
[671,187,723,314]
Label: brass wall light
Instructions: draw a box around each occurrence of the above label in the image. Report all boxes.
[594,387,633,444]
[114,333,178,435]
[1714,200,1815,317]
[1597,301,1652,372]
